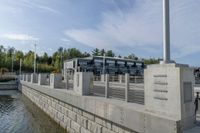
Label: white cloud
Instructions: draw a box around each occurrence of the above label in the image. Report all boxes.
[64,0,200,58]
[61,38,71,43]
[21,0,61,14]
[2,33,39,41]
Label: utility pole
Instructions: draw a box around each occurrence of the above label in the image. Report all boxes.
[103,53,106,74]
[34,44,36,74]
[11,51,14,72]
[162,0,171,63]
[19,58,22,75]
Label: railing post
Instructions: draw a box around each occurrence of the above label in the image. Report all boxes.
[105,74,109,98]
[125,73,130,102]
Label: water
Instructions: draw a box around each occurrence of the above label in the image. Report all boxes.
[0,91,67,133]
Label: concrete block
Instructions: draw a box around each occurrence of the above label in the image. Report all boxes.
[88,121,102,133]
[73,107,83,115]
[68,110,77,121]
[81,127,91,133]
[77,115,88,129]
[83,112,95,121]
[60,121,67,129]
[64,116,71,127]
[102,127,115,133]
[95,117,105,126]
[144,113,180,133]
[71,120,81,133]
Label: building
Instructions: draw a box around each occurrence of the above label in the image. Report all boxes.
[64,56,144,76]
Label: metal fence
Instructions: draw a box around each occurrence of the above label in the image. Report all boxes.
[90,74,144,105]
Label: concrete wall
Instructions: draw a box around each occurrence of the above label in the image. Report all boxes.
[21,81,182,133]
[144,64,195,131]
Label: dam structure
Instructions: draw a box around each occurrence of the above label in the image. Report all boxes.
[19,64,200,133]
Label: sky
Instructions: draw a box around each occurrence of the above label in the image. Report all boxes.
[0,0,200,66]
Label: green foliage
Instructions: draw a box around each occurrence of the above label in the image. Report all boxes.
[0,45,160,73]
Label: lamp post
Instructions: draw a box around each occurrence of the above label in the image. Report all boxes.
[34,44,36,74]
[19,58,22,75]
[162,0,171,63]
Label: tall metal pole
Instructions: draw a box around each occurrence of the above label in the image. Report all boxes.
[163,0,171,63]
[19,58,22,75]
[34,44,36,74]
[103,53,106,74]
[11,52,14,72]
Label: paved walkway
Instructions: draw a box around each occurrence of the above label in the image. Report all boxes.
[184,115,200,133]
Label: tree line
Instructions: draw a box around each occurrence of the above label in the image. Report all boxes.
[0,45,159,73]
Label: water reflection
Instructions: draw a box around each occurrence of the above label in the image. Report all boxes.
[0,92,67,133]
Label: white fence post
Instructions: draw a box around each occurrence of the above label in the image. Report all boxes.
[105,74,109,98]
[125,73,130,102]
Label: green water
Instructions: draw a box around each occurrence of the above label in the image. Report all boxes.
[0,91,67,133]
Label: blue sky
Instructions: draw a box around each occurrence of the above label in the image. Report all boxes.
[0,0,200,66]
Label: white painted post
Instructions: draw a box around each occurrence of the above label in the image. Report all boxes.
[105,74,109,98]
[125,73,130,102]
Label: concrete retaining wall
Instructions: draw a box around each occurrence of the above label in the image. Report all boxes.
[20,81,182,133]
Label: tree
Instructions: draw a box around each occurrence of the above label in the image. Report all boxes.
[125,53,138,60]
[100,49,105,56]
[92,48,100,56]
[106,50,115,57]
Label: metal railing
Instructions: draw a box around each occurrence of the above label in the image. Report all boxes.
[90,74,144,105]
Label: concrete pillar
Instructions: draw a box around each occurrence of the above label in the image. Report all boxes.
[73,72,93,95]
[119,75,123,83]
[125,73,130,102]
[65,72,69,89]
[144,64,195,132]
[50,73,63,88]
[26,74,31,82]
[38,73,49,85]
[31,73,38,83]
[101,74,105,82]
[105,74,109,98]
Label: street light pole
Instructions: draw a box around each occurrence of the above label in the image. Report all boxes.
[163,0,171,63]
[34,44,36,74]
[11,51,14,72]
[19,58,22,75]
